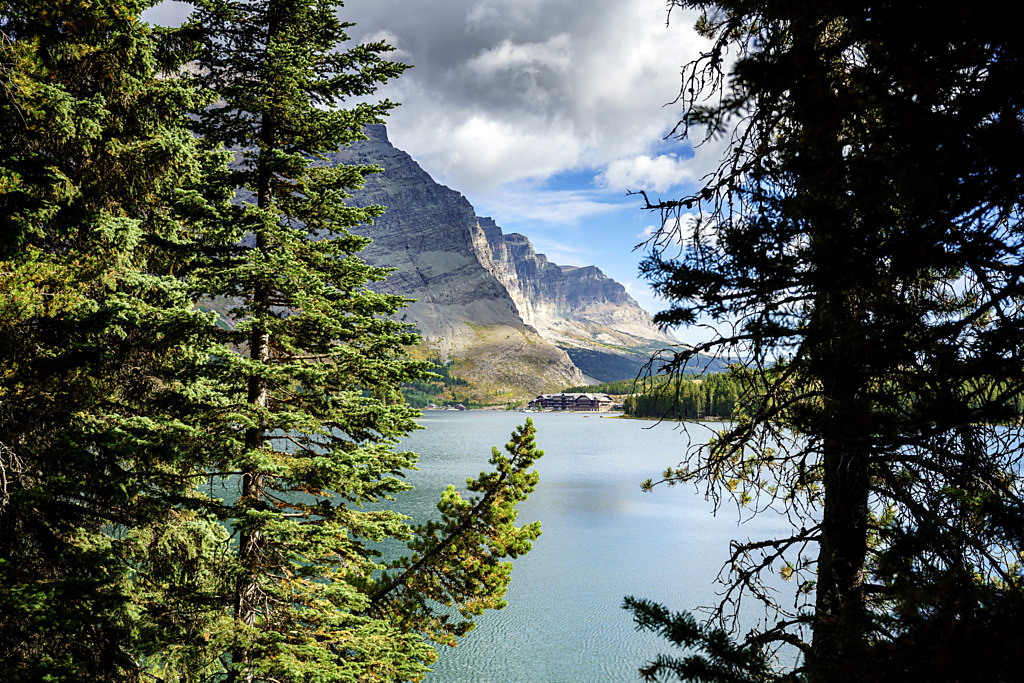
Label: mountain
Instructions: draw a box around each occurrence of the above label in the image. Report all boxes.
[324,125,681,398]
[474,217,669,348]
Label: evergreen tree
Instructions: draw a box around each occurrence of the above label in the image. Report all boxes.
[1,0,544,678]
[630,1,1024,680]
[181,1,544,680]
[0,0,228,679]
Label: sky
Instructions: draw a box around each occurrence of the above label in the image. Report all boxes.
[144,0,726,344]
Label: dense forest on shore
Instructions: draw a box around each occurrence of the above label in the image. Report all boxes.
[399,355,475,407]
[621,373,741,420]
[606,371,1024,423]
[565,373,742,420]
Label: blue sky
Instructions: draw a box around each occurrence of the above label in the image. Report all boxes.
[144,0,726,344]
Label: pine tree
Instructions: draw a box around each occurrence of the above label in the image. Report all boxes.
[630,1,1024,680]
[181,1,544,680]
[0,0,545,678]
[0,0,229,678]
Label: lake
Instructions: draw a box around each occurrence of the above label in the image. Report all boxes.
[393,411,795,682]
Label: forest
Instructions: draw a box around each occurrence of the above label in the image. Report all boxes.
[621,373,740,420]
[568,372,745,420]
[613,371,1024,423]
[398,355,474,407]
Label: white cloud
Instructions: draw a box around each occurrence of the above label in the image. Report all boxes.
[145,0,721,196]
[635,212,721,259]
[669,211,716,245]
[402,116,586,190]
[459,36,574,112]
[477,186,624,226]
[637,225,657,240]
[345,0,713,195]
[598,154,697,193]
[464,34,572,77]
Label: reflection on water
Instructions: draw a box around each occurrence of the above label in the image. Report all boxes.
[393,411,792,683]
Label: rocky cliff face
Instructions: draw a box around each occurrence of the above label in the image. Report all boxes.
[474,217,673,350]
[325,125,676,395]
[324,126,582,397]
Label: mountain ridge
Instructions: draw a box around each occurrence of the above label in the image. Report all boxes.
[325,125,681,398]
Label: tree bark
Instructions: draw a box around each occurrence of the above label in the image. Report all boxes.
[810,384,871,681]
[793,22,874,674]
[229,47,277,681]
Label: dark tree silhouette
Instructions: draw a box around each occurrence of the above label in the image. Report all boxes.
[629,2,1024,680]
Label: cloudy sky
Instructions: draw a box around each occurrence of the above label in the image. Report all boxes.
[145,0,721,343]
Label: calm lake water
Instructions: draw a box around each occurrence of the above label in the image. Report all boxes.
[393,411,794,683]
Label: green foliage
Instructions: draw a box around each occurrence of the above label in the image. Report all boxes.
[622,373,743,420]
[169,0,544,679]
[400,354,471,407]
[179,0,430,673]
[599,370,1022,423]
[624,597,779,683]
[859,487,1024,683]
[0,1,545,680]
[369,420,543,645]
[0,0,224,678]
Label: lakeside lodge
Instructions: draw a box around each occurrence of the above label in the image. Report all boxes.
[526,392,615,412]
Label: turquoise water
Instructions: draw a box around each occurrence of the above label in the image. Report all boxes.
[393,411,794,682]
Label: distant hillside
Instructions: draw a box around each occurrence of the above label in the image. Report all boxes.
[563,342,730,384]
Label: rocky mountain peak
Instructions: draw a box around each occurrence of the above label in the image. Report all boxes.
[325,127,678,396]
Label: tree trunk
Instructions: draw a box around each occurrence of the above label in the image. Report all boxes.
[229,83,276,683]
[810,433,870,681]
[781,15,875,677]
[807,291,872,681]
